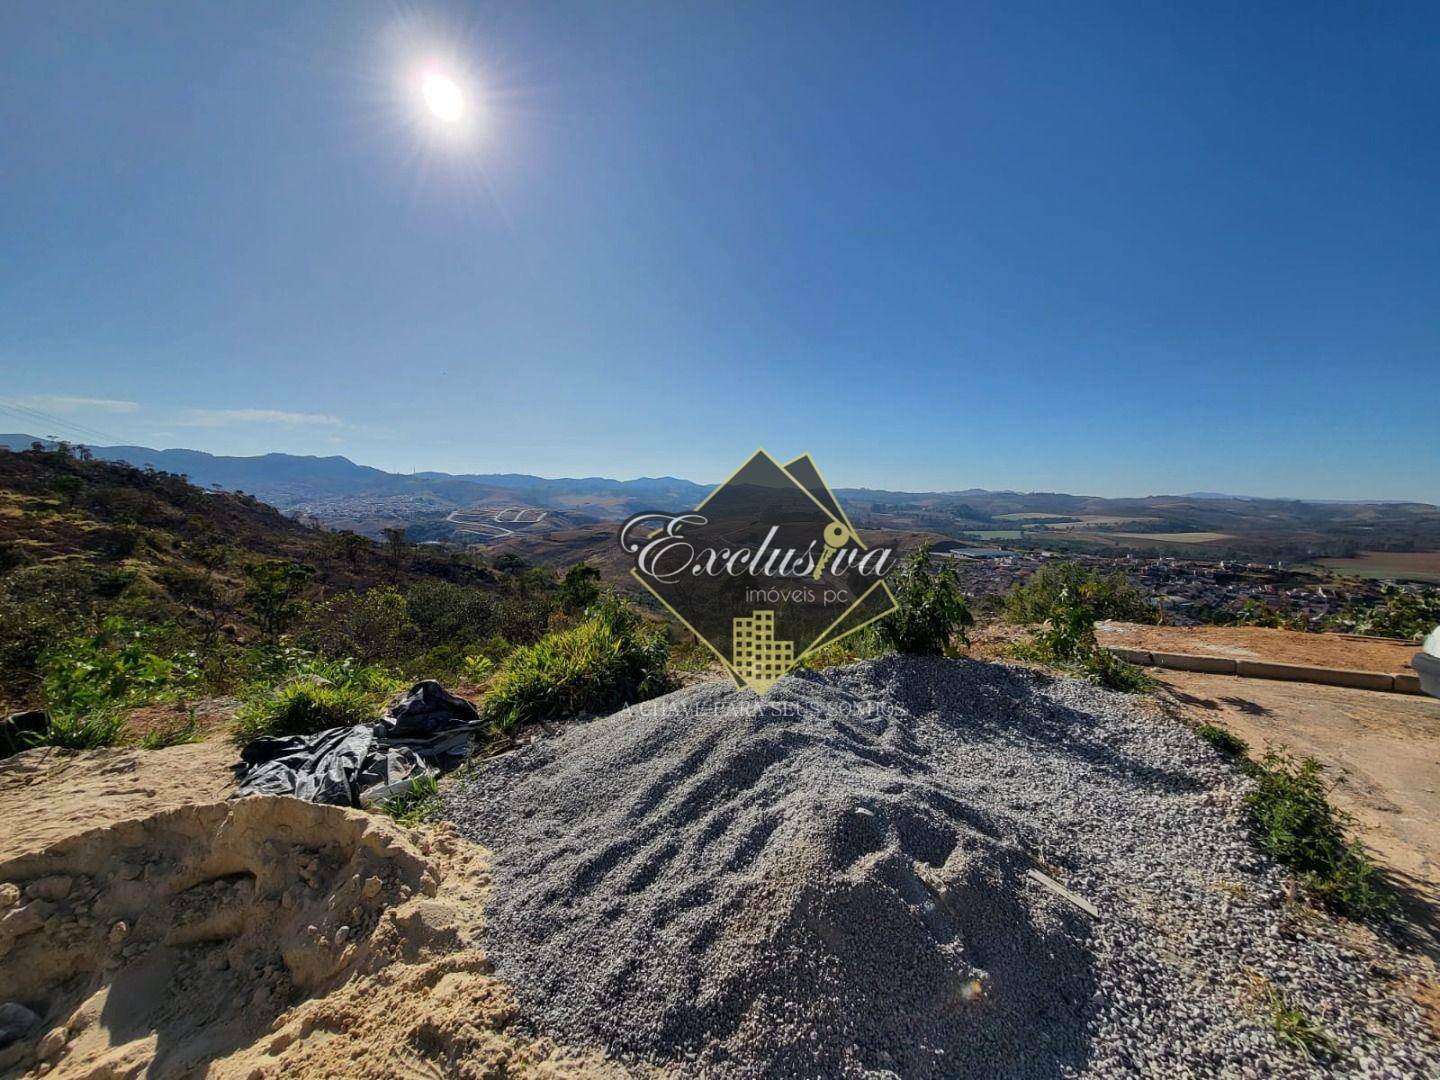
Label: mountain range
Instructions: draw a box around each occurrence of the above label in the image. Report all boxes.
[4,435,1437,557]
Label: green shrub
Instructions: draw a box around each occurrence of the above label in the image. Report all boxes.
[376,774,441,827]
[1004,561,1156,625]
[40,617,199,715]
[557,563,601,615]
[28,710,129,750]
[244,559,315,641]
[874,545,973,656]
[139,713,205,750]
[404,580,496,648]
[1254,977,1339,1061]
[1330,585,1440,642]
[1195,723,1248,757]
[1245,749,1393,919]
[298,586,417,663]
[797,626,892,671]
[231,680,379,743]
[484,597,672,731]
[1007,583,1153,693]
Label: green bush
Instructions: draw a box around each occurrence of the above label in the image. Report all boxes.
[1245,749,1393,919]
[557,563,601,615]
[404,580,496,648]
[1195,723,1249,757]
[1008,581,1153,693]
[230,648,401,743]
[796,626,892,671]
[1004,561,1156,625]
[1330,586,1440,642]
[231,680,379,743]
[484,597,672,731]
[874,545,973,656]
[298,586,417,663]
[40,617,199,715]
[139,713,205,750]
[27,710,129,751]
[377,774,441,828]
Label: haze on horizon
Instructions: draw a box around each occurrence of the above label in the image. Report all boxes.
[2,2,1437,502]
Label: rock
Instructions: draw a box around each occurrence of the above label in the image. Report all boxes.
[36,1027,66,1061]
[25,876,72,902]
[0,1003,41,1047]
[0,901,51,939]
[360,875,383,899]
[0,884,18,909]
[107,920,129,945]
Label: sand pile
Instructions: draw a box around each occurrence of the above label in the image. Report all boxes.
[0,797,615,1079]
[443,657,1440,1078]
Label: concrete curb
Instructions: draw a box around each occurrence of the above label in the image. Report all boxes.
[1105,647,1421,696]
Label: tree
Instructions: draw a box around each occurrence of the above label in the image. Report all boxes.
[558,563,602,615]
[381,527,408,576]
[52,474,84,509]
[335,531,370,567]
[243,560,315,642]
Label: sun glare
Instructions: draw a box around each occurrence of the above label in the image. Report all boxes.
[421,72,464,124]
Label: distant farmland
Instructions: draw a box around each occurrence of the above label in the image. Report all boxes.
[1316,551,1440,584]
[1107,531,1236,543]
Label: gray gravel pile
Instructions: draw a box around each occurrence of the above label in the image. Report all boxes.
[441,657,1440,1078]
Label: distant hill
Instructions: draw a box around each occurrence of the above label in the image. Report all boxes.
[0,435,710,534]
[4,435,1437,557]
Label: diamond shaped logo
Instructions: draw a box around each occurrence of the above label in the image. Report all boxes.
[620,450,899,692]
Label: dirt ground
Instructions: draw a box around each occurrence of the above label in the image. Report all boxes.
[1155,669,1440,952]
[1098,621,1420,674]
[0,744,619,1078]
[0,740,239,863]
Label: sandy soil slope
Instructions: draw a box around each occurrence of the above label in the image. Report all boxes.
[0,766,619,1078]
[0,741,240,863]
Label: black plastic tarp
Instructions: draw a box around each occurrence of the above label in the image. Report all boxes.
[235,680,482,806]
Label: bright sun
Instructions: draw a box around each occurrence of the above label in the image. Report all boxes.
[421,72,464,124]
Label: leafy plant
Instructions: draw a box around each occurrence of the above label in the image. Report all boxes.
[244,559,315,641]
[298,586,416,663]
[1004,561,1156,625]
[139,713,205,750]
[461,653,496,683]
[1244,749,1393,919]
[484,596,672,731]
[1330,585,1440,642]
[1249,974,1340,1061]
[1008,584,1153,692]
[231,680,379,743]
[28,709,129,750]
[557,562,602,615]
[797,626,892,671]
[41,617,199,715]
[376,774,441,827]
[1194,723,1248,757]
[873,545,973,655]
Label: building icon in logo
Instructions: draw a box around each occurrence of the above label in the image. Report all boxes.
[731,610,795,692]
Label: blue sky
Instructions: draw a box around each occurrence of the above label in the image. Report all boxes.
[1,2,1437,500]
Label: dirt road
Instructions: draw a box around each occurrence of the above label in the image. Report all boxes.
[1156,669,1440,951]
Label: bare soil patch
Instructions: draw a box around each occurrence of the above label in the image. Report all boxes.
[1155,670,1440,950]
[1098,621,1419,674]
